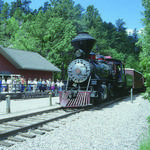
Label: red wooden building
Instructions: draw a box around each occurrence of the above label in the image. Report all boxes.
[0,46,61,80]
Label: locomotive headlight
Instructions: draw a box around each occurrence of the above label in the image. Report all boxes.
[75,68,81,75]
[75,49,83,57]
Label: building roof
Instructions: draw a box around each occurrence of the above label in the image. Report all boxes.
[0,46,61,72]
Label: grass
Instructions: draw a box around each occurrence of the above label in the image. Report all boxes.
[139,117,150,150]
[139,133,150,150]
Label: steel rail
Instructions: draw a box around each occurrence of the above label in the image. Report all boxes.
[0,108,84,138]
[0,107,62,123]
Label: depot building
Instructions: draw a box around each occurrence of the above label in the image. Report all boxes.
[0,46,61,80]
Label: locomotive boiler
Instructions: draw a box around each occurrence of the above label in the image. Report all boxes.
[59,32,132,107]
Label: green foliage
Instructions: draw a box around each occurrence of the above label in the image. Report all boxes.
[11,11,76,79]
[6,17,19,37]
[139,119,150,150]
[13,7,24,21]
[125,55,140,70]
[0,17,19,46]
[139,0,150,95]
[0,0,142,80]
[9,0,31,17]
[0,2,10,20]
[139,132,150,150]
[139,104,150,150]
[82,5,108,52]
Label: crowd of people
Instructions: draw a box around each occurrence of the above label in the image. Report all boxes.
[0,76,65,94]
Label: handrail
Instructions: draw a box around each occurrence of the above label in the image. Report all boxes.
[0,83,66,94]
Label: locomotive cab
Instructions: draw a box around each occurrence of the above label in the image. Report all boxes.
[105,56,126,87]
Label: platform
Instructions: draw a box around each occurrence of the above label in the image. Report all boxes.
[0,96,60,121]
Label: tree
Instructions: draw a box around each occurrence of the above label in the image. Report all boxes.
[43,1,50,13]
[48,0,83,32]
[139,0,150,97]
[13,7,24,21]
[72,3,84,32]
[10,0,31,17]
[82,5,108,53]
[0,0,4,14]
[0,0,141,80]
[21,0,32,14]
[84,5,102,29]
[103,22,117,47]
[0,2,10,46]
[0,17,19,46]
[0,2,10,20]
[11,11,76,79]
[10,1,17,17]
[49,0,75,18]
[116,18,126,32]
[114,19,129,53]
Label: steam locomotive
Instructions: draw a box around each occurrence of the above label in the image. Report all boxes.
[59,32,144,107]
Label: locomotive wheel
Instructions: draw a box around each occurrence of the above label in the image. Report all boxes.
[101,85,108,101]
[93,84,105,105]
[93,84,112,105]
[101,84,114,101]
[107,84,114,101]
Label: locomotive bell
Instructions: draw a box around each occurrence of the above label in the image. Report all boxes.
[71,32,96,57]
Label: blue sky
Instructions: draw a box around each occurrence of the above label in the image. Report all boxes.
[5,0,144,30]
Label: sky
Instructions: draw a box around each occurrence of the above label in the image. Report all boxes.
[5,0,144,30]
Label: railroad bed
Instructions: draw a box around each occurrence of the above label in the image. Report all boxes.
[0,94,150,150]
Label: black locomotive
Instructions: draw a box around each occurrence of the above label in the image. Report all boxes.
[59,32,144,107]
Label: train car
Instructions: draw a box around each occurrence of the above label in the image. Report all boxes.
[125,68,145,91]
[59,32,144,107]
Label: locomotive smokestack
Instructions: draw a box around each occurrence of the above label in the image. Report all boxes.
[71,32,96,57]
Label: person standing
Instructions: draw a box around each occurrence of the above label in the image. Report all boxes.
[59,80,64,91]
[7,77,12,92]
[0,77,2,93]
[51,80,55,92]
[33,78,37,92]
[24,78,27,91]
[46,78,51,90]
[37,79,42,92]
[28,78,32,92]
[12,76,16,92]
[16,76,21,92]
[56,79,60,96]
[42,79,46,92]
[2,77,6,92]
[21,76,25,92]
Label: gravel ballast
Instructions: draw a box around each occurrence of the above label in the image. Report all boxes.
[1,94,150,150]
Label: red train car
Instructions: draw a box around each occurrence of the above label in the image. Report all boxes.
[125,68,145,90]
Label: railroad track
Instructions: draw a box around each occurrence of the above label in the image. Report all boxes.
[0,106,89,147]
[0,95,129,148]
